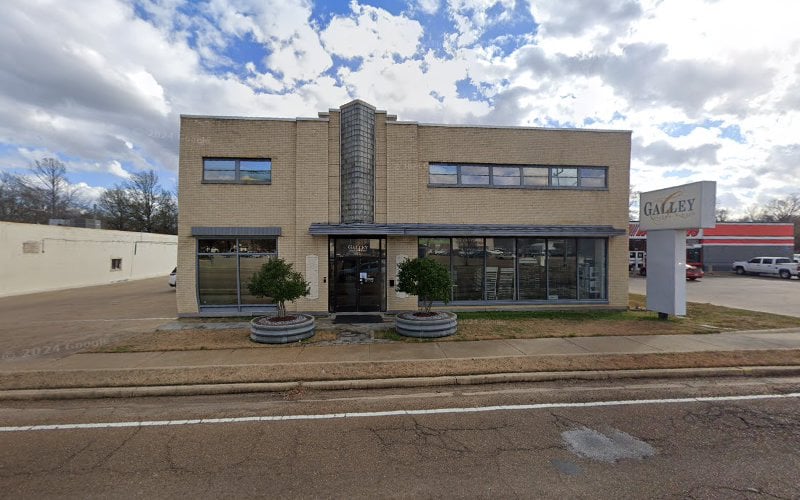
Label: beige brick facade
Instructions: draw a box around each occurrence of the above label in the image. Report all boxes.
[178,101,631,316]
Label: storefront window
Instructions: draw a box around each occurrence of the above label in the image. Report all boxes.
[517,238,547,300]
[547,239,577,299]
[197,238,278,308]
[578,239,606,300]
[485,238,515,300]
[452,237,484,301]
[417,236,607,304]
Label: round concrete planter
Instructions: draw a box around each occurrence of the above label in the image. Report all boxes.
[395,311,457,338]
[250,314,315,344]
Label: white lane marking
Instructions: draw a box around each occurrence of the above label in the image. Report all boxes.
[1,392,798,433]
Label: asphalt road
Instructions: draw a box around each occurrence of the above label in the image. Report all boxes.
[1,376,799,498]
[0,277,176,365]
[629,273,800,318]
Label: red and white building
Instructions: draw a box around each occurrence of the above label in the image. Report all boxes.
[629,222,796,272]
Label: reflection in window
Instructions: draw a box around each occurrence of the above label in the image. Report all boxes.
[416,237,607,304]
[197,237,278,308]
[579,168,606,188]
[428,164,457,184]
[203,158,271,183]
[522,167,549,187]
[517,238,547,300]
[428,163,606,189]
[547,239,577,299]
[493,167,520,186]
[239,254,272,304]
[551,168,578,187]
[452,237,484,301]
[198,255,238,305]
[578,239,606,300]
[486,238,515,300]
[460,165,490,185]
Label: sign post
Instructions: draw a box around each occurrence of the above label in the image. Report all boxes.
[639,181,716,318]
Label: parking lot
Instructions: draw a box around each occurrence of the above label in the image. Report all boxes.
[629,273,800,318]
[0,277,176,366]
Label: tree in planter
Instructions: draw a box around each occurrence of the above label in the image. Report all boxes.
[396,257,452,315]
[248,258,310,319]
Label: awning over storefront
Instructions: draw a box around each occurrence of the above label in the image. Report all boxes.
[309,223,625,237]
[192,226,282,236]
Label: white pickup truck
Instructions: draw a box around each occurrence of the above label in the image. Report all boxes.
[732,257,800,279]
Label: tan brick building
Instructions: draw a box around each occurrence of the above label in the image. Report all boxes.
[177,100,631,316]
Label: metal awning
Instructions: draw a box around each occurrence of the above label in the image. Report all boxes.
[308,223,625,237]
[192,226,282,237]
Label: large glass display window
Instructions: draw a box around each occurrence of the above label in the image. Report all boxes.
[197,237,278,309]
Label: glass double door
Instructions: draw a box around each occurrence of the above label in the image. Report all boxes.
[330,238,386,312]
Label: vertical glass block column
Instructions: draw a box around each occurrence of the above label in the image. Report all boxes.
[340,101,375,223]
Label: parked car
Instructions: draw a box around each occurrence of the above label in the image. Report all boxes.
[731,257,799,279]
[169,267,176,287]
[685,264,704,280]
[638,264,704,280]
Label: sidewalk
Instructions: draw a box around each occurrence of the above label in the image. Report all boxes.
[2,325,800,399]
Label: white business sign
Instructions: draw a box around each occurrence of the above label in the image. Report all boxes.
[639,181,716,230]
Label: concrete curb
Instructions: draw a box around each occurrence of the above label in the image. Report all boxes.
[2,365,800,400]
[4,348,800,392]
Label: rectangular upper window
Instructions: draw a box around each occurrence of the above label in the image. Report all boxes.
[203,158,271,184]
[428,163,607,189]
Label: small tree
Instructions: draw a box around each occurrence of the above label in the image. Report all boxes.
[396,257,452,314]
[248,258,310,318]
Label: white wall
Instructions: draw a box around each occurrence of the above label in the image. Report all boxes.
[0,221,177,297]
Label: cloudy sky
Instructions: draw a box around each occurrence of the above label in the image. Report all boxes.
[1,0,798,215]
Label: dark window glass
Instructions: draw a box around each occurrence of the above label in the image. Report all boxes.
[239,254,274,304]
[197,237,278,307]
[547,239,577,299]
[198,239,236,253]
[517,238,547,300]
[198,255,238,305]
[238,239,277,254]
[579,168,606,188]
[578,239,606,300]
[486,238,515,300]
[452,237,484,300]
[551,168,578,187]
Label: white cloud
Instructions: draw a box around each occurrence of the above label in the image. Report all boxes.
[0,0,798,219]
[321,2,424,60]
[415,0,441,15]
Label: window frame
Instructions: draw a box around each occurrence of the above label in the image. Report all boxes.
[427,163,607,190]
[196,237,279,311]
[202,157,272,184]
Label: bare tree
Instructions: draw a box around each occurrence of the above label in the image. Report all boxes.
[21,158,85,221]
[761,193,800,222]
[0,160,86,224]
[99,170,177,234]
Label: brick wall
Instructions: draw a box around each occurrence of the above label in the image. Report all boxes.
[179,107,631,314]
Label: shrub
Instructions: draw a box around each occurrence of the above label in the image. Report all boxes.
[396,257,452,313]
[248,258,310,318]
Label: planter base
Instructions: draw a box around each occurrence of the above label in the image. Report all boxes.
[395,311,457,338]
[250,314,315,344]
